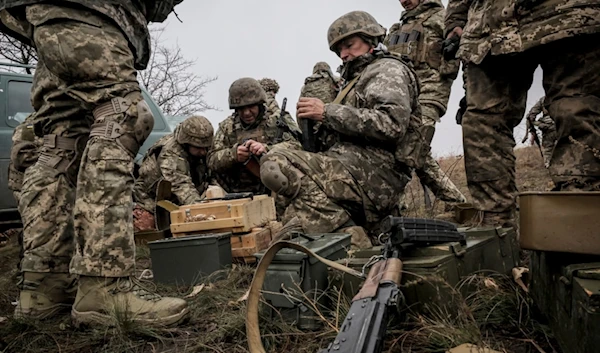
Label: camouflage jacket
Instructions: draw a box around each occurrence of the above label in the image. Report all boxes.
[315,50,420,223]
[385,0,458,117]
[528,97,555,133]
[300,68,340,104]
[8,114,41,196]
[445,0,600,65]
[134,133,209,212]
[207,104,302,194]
[0,0,151,69]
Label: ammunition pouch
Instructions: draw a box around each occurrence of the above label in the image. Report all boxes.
[38,134,87,183]
[90,95,154,157]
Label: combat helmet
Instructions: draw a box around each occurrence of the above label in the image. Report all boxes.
[228,77,267,109]
[327,11,386,52]
[175,115,214,148]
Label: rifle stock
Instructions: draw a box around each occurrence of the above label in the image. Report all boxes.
[300,118,318,152]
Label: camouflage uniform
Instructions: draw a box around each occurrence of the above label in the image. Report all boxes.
[8,114,42,203]
[207,78,302,195]
[2,1,189,325]
[383,0,466,206]
[526,97,557,168]
[134,116,214,214]
[260,11,422,235]
[385,0,458,141]
[259,78,282,115]
[300,62,340,104]
[445,0,600,221]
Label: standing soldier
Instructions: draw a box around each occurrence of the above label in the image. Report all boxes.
[259,11,423,248]
[1,1,189,326]
[385,0,466,209]
[207,77,302,197]
[522,97,557,169]
[445,0,600,227]
[133,116,214,231]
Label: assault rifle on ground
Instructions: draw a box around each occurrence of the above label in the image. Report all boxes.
[319,216,466,353]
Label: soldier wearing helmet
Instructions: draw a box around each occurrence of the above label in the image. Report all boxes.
[133,115,214,229]
[207,77,301,197]
[258,11,424,248]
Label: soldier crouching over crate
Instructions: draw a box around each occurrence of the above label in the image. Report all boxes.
[260,11,427,249]
[207,77,302,216]
[133,116,214,231]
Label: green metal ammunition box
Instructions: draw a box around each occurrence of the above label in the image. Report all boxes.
[331,227,520,309]
[254,233,351,330]
[530,251,600,353]
[148,232,232,285]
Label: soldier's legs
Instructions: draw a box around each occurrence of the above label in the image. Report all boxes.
[420,104,440,145]
[463,55,537,220]
[262,149,370,226]
[416,153,467,204]
[539,34,600,189]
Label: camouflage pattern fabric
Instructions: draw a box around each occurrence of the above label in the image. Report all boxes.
[385,0,459,128]
[300,62,340,104]
[445,0,600,65]
[0,1,150,69]
[527,97,557,168]
[416,154,466,204]
[15,4,148,277]
[259,78,283,120]
[207,104,302,195]
[461,34,600,217]
[8,114,42,203]
[134,134,210,213]
[261,50,419,234]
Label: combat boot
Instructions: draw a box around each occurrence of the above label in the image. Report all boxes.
[71,276,189,327]
[14,272,77,320]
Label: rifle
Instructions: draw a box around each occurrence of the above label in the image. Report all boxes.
[300,118,318,152]
[319,216,465,353]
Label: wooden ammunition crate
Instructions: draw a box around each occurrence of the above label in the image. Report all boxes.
[170,195,276,237]
[230,221,282,264]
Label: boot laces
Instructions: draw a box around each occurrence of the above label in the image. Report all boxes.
[112,277,162,302]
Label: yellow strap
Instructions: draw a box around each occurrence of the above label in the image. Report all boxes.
[246,240,365,353]
[156,200,179,212]
[332,75,361,105]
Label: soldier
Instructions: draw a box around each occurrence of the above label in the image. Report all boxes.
[133,116,214,231]
[0,1,189,325]
[207,77,302,197]
[445,1,600,226]
[8,114,41,205]
[385,0,466,209]
[259,11,424,248]
[300,61,340,105]
[259,78,282,115]
[522,97,557,169]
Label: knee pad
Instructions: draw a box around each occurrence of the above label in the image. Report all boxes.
[90,93,154,157]
[260,158,303,199]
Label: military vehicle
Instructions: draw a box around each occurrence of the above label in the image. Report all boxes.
[0,62,173,232]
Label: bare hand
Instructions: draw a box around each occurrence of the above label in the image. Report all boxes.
[447,27,463,39]
[247,140,267,156]
[236,144,250,163]
[297,97,325,122]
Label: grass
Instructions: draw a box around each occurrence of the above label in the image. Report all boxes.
[0,146,560,352]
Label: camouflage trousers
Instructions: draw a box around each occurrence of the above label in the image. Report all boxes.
[541,130,558,169]
[19,5,145,277]
[463,34,600,215]
[415,153,467,204]
[261,149,406,234]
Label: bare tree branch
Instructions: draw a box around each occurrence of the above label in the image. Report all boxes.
[0,33,37,74]
[139,26,217,117]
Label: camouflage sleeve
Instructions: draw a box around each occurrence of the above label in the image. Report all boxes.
[158,146,203,206]
[444,0,472,38]
[206,123,238,173]
[323,59,417,144]
[527,97,545,121]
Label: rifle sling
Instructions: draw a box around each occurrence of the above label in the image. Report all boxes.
[332,75,361,105]
[245,241,365,353]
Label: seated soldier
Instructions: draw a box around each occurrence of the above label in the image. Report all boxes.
[133,115,214,231]
[259,11,425,249]
[207,77,301,198]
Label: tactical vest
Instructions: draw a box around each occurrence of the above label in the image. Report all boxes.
[386,12,443,69]
[333,54,430,170]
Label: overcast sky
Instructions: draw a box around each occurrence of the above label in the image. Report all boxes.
[159,0,545,157]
